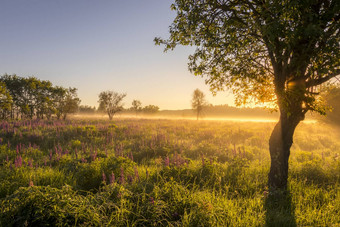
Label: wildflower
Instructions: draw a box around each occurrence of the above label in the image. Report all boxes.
[29,179,34,187]
[263,190,269,197]
[102,172,107,183]
[149,197,154,205]
[120,167,125,184]
[28,159,33,168]
[127,175,133,183]
[164,156,170,167]
[110,172,115,184]
[134,166,139,182]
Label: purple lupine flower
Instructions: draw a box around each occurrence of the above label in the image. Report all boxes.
[102,172,107,183]
[164,156,170,167]
[15,155,22,168]
[127,175,133,183]
[149,197,154,205]
[110,172,115,184]
[92,151,97,161]
[28,159,33,168]
[120,167,125,184]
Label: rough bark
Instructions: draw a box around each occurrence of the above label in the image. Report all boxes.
[268,111,302,189]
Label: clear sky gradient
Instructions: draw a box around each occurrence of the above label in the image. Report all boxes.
[0,0,234,110]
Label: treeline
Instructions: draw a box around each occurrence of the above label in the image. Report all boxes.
[78,104,160,115]
[160,104,279,119]
[0,74,80,120]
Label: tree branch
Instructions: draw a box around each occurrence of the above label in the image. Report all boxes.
[306,69,340,88]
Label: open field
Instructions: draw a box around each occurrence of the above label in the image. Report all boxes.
[0,118,339,226]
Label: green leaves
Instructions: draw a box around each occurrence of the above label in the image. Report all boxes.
[157,0,339,114]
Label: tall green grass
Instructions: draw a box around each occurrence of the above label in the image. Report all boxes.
[0,119,339,226]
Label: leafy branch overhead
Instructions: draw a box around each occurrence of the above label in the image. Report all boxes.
[155,0,339,111]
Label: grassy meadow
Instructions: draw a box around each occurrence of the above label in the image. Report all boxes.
[0,117,339,226]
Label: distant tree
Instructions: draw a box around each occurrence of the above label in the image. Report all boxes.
[142,105,159,114]
[98,91,126,120]
[97,101,107,115]
[156,0,339,190]
[131,100,142,116]
[54,87,80,120]
[191,89,208,120]
[62,88,80,120]
[0,82,13,119]
[78,105,96,114]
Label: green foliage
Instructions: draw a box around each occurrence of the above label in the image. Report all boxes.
[0,185,101,226]
[0,74,81,120]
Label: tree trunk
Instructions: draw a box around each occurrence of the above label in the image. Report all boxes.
[108,112,113,120]
[268,113,302,189]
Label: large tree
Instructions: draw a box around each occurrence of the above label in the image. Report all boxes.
[191,89,208,120]
[156,0,339,189]
[98,91,126,120]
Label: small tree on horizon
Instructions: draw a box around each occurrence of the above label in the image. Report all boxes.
[131,99,142,116]
[142,105,159,114]
[98,91,126,120]
[191,89,208,120]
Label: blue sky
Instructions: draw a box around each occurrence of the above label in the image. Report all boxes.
[0,0,233,110]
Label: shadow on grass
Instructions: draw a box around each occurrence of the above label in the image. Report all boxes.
[265,189,296,227]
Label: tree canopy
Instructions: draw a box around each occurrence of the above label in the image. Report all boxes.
[155,0,339,110]
[98,91,126,120]
[0,74,80,120]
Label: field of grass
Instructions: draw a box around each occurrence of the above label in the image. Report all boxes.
[0,118,339,226]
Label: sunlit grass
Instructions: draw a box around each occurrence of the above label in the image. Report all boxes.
[0,118,339,226]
